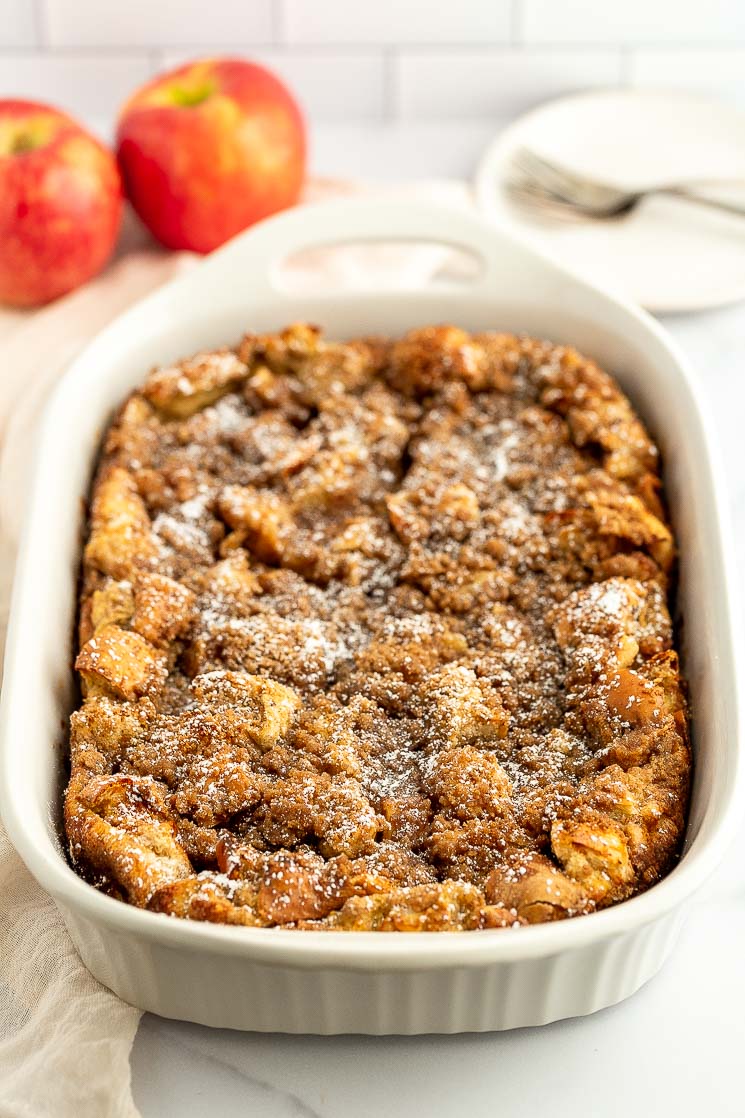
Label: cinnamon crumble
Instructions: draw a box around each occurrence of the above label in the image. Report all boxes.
[64,323,691,930]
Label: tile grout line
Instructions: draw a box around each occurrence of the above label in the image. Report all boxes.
[510,0,522,46]
[0,45,178,59]
[31,0,48,48]
[272,0,286,46]
[9,41,745,56]
[383,48,399,124]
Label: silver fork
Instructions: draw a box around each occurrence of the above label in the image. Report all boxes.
[506,146,745,220]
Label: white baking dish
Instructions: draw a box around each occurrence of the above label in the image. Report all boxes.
[1,200,742,1034]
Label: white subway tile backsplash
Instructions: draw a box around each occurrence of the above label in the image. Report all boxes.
[521,0,745,45]
[283,0,512,45]
[159,50,387,121]
[309,121,497,178]
[398,49,623,119]
[1,0,744,143]
[0,53,153,131]
[629,49,745,106]
[44,0,273,48]
[0,0,37,48]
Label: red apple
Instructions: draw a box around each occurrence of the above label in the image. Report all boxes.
[0,100,122,307]
[116,58,306,253]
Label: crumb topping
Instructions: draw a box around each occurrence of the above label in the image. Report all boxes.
[64,324,690,931]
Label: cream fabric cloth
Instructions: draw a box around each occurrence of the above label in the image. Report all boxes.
[0,180,470,1118]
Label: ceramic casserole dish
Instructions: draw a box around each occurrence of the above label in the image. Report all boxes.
[0,200,742,1034]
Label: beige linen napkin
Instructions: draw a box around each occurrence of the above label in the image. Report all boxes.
[0,179,470,1118]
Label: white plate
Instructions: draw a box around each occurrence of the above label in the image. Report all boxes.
[475,90,745,313]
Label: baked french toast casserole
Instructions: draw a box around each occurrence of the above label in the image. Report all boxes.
[64,323,690,931]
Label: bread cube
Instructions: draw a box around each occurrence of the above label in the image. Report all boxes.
[143,349,248,418]
[84,466,159,579]
[587,488,674,571]
[90,580,135,632]
[421,664,509,746]
[485,855,587,923]
[551,577,647,673]
[551,818,634,902]
[216,485,293,564]
[426,745,512,820]
[65,773,191,906]
[76,624,168,700]
[131,571,196,646]
[191,670,301,751]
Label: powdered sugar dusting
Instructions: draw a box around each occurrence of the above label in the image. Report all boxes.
[67,324,689,933]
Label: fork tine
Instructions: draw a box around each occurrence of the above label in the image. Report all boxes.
[505,173,568,203]
[510,147,593,198]
[505,185,596,222]
[504,176,627,220]
[501,178,608,220]
[509,146,632,212]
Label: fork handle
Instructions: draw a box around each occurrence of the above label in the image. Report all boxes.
[657,186,745,219]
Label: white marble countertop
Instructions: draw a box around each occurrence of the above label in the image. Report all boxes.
[130,125,745,1118]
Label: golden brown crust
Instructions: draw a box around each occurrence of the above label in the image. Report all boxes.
[65,323,691,930]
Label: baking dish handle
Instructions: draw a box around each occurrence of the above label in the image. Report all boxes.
[194,198,522,298]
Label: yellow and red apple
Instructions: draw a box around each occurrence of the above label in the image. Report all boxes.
[0,100,122,307]
[116,58,306,253]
